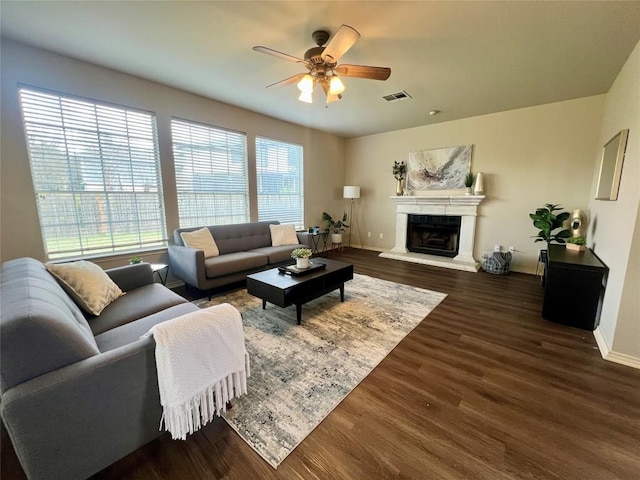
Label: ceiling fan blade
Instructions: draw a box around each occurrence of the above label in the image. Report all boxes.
[253,46,306,64]
[321,25,360,64]
[334,64,391,81]
[266,73,307,89]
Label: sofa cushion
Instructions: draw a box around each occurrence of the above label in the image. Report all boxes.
[1,258,99,391]
[250,245,303,264]
[88,283,188,335]
[94,303,199,352]
[180,227,219,258]
[45,261,125,316]
[269,224,299,246]
[204,252,268,278]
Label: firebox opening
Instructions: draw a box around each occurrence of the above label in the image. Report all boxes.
[406,214,461,258]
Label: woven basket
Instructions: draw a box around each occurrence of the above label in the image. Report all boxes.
[482,252,512,275]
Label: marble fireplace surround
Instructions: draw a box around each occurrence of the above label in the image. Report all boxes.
[380,195,485,272]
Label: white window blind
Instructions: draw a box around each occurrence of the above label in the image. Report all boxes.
[171,118,249,227]
[19,87,167,259]
[256,137,304,229]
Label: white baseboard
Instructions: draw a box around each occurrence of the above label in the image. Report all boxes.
[593,327,640,370]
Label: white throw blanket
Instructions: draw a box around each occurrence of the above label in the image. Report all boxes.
[142,303,250,440]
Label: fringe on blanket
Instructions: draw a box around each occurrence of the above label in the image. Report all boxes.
[162,352,251,440]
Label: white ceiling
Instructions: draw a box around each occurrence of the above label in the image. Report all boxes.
[2,1,640,138]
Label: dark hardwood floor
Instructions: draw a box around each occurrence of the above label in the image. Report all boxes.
[3,249,639,479]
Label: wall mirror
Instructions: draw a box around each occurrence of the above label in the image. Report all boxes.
[595,129,628,200]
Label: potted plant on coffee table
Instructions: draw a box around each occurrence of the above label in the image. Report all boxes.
[322,212,349,244]
[291,247,312,269]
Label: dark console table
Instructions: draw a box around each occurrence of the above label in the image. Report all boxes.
[542,244,608,331]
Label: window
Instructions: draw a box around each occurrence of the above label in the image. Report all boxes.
[256,137,304,229]
[171,118,249,227]
[19,87,167,259]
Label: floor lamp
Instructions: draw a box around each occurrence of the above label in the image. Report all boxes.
[343,185,360,248]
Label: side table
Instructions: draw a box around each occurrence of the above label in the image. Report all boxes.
[310,231,329,256]
[150,263,169,285]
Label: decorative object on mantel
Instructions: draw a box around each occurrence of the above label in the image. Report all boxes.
[291,247,312,269]
[392,160,406,196]
[473,171,484,195]
[529,203,571,249]
[464,172,474,195]
[407,144,472,191]
[565,236,586,252]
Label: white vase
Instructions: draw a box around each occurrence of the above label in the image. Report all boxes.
[473,172,484,195]
[331,233,343,244]
[296,257,310,269]
[465,187,472,195]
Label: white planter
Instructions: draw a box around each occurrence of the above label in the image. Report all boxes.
[331,233,343,244]
[296,257,310,269]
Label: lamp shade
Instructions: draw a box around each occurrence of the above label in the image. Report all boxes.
[343,185,360,199]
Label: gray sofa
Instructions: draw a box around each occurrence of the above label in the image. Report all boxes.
[0,257,200,480]
[168,220,312,293]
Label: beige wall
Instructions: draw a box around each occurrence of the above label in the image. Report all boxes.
[345,96,605,273]
[0,40,346,270]
[588,40,640,362]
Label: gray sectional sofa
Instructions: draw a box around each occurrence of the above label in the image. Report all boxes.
[168,220,312,293]
[0,257,200,480]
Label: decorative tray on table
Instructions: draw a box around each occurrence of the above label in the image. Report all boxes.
[278,261,327,276]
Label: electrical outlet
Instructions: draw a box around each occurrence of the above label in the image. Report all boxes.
[379,233,383,239]
[494,244,501,252]
[509,246,515,253]
[367,232,372,238]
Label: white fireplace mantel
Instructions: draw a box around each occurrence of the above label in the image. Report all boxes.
[379,195,485,272]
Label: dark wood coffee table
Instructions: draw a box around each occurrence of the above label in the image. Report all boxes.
[246,258,354,325]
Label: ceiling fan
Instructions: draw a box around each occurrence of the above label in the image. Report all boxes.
[253,25,391,104]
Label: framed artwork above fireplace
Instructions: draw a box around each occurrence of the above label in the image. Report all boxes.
[406,144,472,192]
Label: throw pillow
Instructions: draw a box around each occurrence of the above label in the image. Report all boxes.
[45,260,125,316]
[270,224,299,247]
[180,227,220,258]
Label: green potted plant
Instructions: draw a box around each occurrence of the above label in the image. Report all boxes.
[566,235,587,252]
[393,160,406,195]
[529,203,571,249]
[129,256,143,265]
[291,247,312,269]
[322,211,349,245]
[464,172,474,195]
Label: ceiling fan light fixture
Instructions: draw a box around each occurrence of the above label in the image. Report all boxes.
[329,75,345,95]
[297,74,314,93]
[298,90,313,103]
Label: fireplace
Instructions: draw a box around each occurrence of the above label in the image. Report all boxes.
[380,195,484,272]
[407,215,461,258]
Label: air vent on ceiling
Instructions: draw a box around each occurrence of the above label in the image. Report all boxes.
[383,91,412,102]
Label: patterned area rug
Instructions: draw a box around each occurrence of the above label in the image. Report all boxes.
[194,273,446,468]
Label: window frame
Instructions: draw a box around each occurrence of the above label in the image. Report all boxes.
[19,85,168,260]
[171,117,249,228]
[255,136,304,230]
